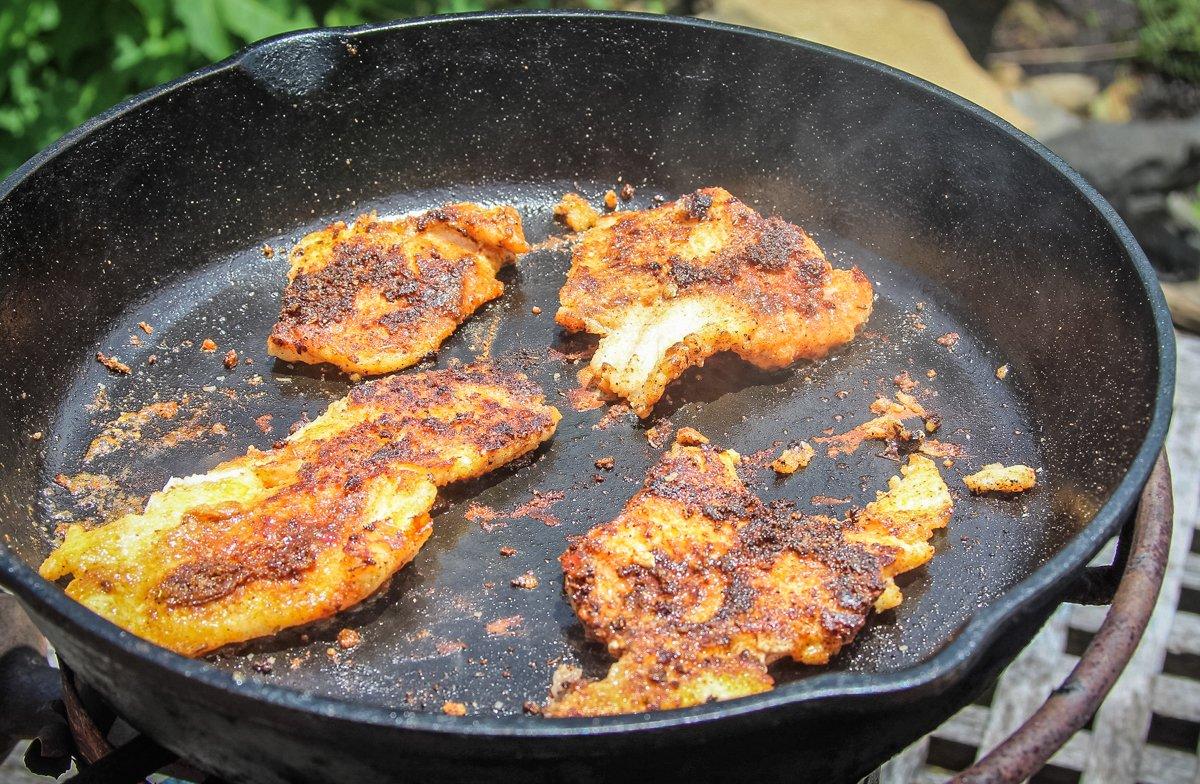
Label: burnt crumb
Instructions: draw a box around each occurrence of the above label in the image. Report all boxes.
[95,352,131,374]
[499,546,517,557]
[531,306,542,315]
[138,321,154,335]
[442,701,467,716]
[337,628,362,649]
[996,364,1010,379]
[200,338,218,352]
[603,189,618,210]
[595,456,615,470]
[483,580,496,590]
[255,414,273,434]
[30,431,42,441]
[223,350,239,369]
[511,571,539,590]
[936,332,960,349]
[271,439,287,449]
[619,182,635,201]
[523,701,543,715]
[261,244,275,258]
[129,334,142,347]
[147,354,158,365]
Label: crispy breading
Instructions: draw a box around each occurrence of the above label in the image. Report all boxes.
[552,192,600,232]
[556,188,873,417]
[963,463,1037,494]
[40,365,560,657]
[545,433,950,717]
[268,205,529,375]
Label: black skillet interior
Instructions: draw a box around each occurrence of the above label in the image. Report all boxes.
[0,12,1165,720]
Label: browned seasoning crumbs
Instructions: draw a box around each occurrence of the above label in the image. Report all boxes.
[223,349,239,369]
[465,503,503,531]
[511,571,539,590]
[147,354,157,365]
[442,701,468,716]
[893,371,918,392]
[531,306,542,315]
[129,334,142,347]
[566,385,607,412]
[511,491,564,527]
[30,432,42,441]
[499,546,517,557]
[200,338,218,352]
[996,364,1010,380]
[255,414,273,434]
[594,402,634,430]
[289,657,302,670]
[926,369,937,378]
[619,182,635,201]
[523,701,543,715]
[138,321,154,335]
[595,456,615,470]
[603,189,618,210]
[210,422,228,436]
[812,495,852,506]
[95,352,131,374]
[337,628,362,649]
[261,244,275,258]
[936,332,960,349]
[485,615,523,636]
[645,419,675,449]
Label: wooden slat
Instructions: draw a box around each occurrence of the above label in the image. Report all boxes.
[1079,331,1200,784]
[1152,673,1200,723]
[975,606,1071,759]
[881,739,930,784]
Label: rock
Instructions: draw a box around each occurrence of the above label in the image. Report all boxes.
[989,60,1025,90]
[1047,118,1200,282]
[702,0,1032,132]
[1089,74,1141,124]
[1161,278,1200,333]
[1010,88,1084,139]
[1023,72,1099,113]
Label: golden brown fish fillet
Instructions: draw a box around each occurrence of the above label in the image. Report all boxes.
[40,365,560,657]
[268,205,529,375]
[556,188,874,417]
[545,429,951,717]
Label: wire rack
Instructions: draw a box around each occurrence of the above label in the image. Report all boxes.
[885,331,1200,784]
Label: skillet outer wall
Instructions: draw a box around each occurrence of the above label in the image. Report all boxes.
[0,11,1174,784]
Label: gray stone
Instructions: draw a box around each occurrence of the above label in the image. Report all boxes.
[1046,118,1200,280]
[1011,88,1084,139]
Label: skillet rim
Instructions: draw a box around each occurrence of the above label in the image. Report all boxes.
[0,8,1176,742]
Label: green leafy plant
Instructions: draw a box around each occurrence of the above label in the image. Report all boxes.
[1138,0,1200,83]
[0,0,675,178]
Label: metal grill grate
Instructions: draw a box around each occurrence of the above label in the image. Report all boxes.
[885,330,1200,784]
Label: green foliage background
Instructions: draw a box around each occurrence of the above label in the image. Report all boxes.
[1137,0,1200,83]
[0,0,670,178]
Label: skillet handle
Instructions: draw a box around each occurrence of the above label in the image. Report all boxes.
[1060,506,1138,606]
[950,452,1172,784]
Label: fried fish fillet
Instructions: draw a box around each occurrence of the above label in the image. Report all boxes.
[268,205,529,375]
[545,429,951,717]
[556,188,874,417]
[40,365,560,656]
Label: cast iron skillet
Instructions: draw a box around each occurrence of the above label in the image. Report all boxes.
[0,10,1175,783]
